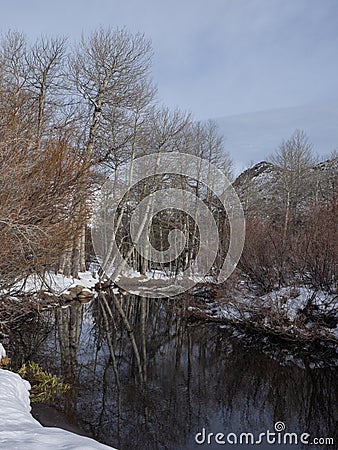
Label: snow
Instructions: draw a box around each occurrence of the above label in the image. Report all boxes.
[260,286,311,321]
[193,285,338,341]
[0,344,6,359]
[0,369,115,450]
[126,269,214,284]
[11,271,97,295]
[119,268,142,278]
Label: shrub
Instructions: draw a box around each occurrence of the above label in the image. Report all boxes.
[17,362,70,403]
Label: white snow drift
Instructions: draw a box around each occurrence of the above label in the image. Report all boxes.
[0,369,115,450]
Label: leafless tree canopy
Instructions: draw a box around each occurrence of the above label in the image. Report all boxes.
[0,28,336,296]
[0,27,235,290]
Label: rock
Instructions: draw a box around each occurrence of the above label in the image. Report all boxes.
[60,285,95,303]
[77,289,94,303]
[80,289,93,297]
[68,285,84,299]
[77,295,93,303]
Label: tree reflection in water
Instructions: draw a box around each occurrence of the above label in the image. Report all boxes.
[9,294,338,450]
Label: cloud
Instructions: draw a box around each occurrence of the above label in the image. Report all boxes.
[1,0,338,119]
[216,100,338,174]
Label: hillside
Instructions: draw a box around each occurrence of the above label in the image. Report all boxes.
[233,156,338,215]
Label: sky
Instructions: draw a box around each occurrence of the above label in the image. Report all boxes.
[217,100,338,173]
[1,0,338,166]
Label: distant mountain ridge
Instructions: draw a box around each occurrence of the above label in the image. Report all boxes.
[233,156,338,214]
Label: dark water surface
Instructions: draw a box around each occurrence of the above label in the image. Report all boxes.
[9,295,338,450]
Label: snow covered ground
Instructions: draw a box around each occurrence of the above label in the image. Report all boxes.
[0,369,115,449]
[189,285,338,342]
[6,268,214,298]
[12,271,98,295]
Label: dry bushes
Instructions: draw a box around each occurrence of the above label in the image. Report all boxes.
[297,205,337,291]
[239,204,337,294]
[0,120,90,289]
[239,219,289,292]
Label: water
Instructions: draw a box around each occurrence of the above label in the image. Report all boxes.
[8,295,338,449]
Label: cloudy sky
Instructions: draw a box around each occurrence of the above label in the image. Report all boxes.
[1,1,338,168]
[1,0,338,120]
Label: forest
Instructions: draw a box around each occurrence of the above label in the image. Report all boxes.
[0,24,337,450]
[0,27,337,343]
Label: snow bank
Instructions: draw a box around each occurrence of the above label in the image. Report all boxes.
[0,344,6,359]
[189,286,338,342]
[0,369,115,450]
[13,271,98,295]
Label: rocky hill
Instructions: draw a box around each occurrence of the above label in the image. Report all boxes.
[233,157,337,215]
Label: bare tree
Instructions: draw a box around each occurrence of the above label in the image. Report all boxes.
[269,130,317,241]
[0,122,89,290]
[0,27,236,288]
[64,27,154,276]
[25,35,67,149]
[68,27,153,161]
[0,31,28,114]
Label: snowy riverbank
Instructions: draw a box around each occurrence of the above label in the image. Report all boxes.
[0,369,115,449]
[188,285,338,343]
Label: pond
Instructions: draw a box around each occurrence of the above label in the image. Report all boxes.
[8,294,338,450]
